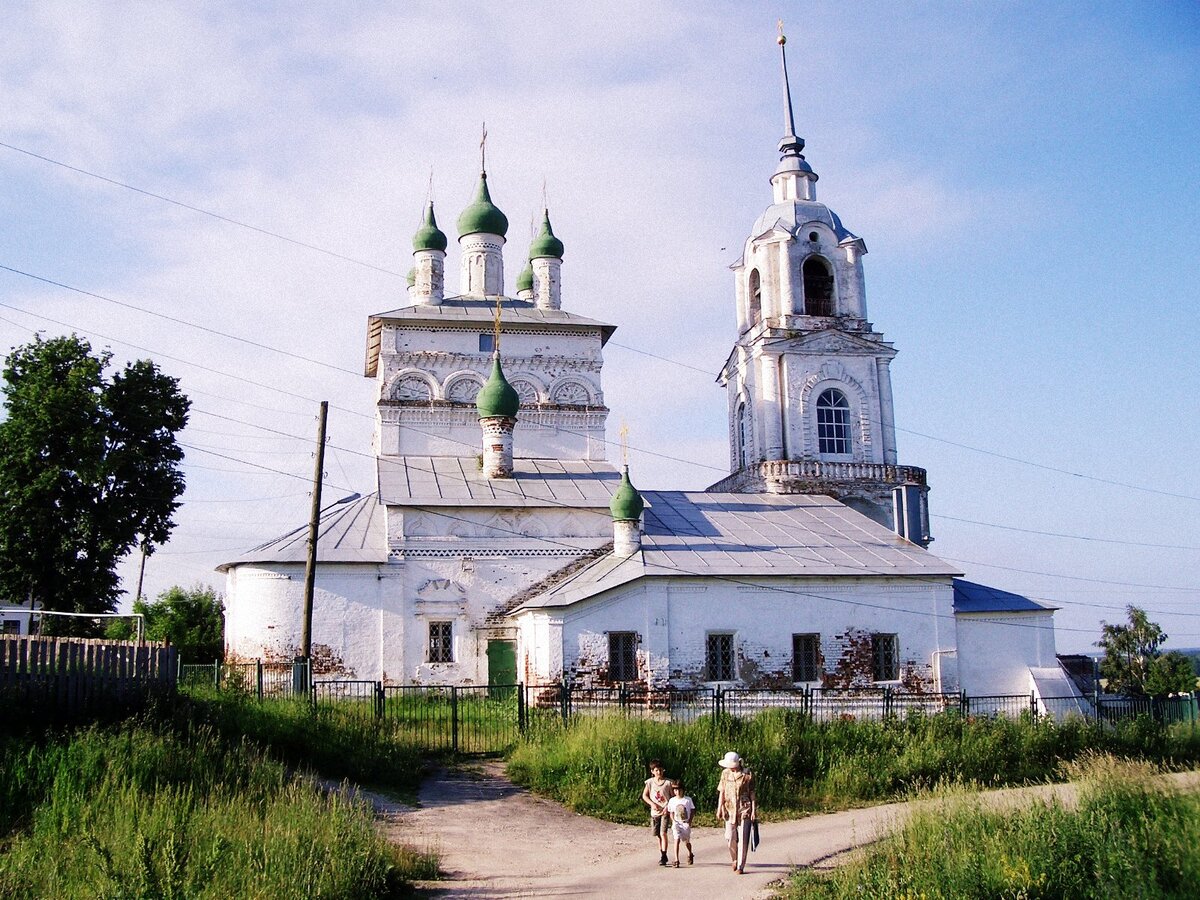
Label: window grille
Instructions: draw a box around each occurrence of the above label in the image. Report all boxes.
[792,633,821,682]
[706,633,736,681]
[872,633,900,681]
[1,620,20,635]
[428,621,453,663]
[608,631,638,682]
[817,389,852,455]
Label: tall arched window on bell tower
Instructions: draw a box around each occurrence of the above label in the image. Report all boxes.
[816,388,851,455]
[737,402,749,467]
[748,269,762,327]
[803,257,835,317]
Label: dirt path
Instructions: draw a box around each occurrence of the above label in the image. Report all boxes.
[375,764,1200,900]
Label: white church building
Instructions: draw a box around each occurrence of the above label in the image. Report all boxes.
[220,38,1074,701]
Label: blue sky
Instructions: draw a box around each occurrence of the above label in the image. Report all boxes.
[0,2,1197,653]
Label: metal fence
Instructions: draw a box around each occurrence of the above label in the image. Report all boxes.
[179,666,1200,755]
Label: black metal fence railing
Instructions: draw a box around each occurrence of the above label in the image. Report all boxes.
[178,666,1200,756]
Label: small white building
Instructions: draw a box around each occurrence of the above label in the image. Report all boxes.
[220,40,1073,700]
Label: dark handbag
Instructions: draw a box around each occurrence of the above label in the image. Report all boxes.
[750,820,760,851]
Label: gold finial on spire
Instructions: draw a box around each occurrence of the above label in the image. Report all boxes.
[479,122,488,175]
[619,420,630,466]
[492,295,503,351]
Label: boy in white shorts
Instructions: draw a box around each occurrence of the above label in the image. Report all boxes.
[666,780,695,867]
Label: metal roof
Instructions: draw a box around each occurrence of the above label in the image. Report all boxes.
[952,579,1057,614]
[378,456,622,507]
[216,493,388,571]
[365,296,617,376]
[508,491,962,612]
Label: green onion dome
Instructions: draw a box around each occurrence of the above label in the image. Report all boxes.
[609,466,645,521]
[457,173,509,238]
[528,210,564,259]
[516,259,534,294]
[412,202,447,252]
[475,354,520,419]
[406,267,416,287]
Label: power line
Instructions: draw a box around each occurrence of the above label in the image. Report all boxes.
[0,140,406,277]
[933,513,1200,551]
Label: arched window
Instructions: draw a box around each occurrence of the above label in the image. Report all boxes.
[816,389,851,455]
[737,403,749,467]
[803,257,835,317]
[747,269,762,327]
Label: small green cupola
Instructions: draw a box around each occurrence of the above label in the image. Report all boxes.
[609,466,645,521]
[515,258,534,295]
[412,202,448,252]
[457,173,509,238]
[528,209,564,259]
[405,267,416,287]
[476,353,520,419]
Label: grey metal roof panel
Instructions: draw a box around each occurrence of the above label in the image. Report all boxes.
[508,492,962,612]
[370,297,616,338]
[217,493,388,571]
[378,456,623,507]
[953,579,1057,613]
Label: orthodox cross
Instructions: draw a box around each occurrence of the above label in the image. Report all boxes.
[480,122,488,174]
[619,421,630,466]
[492,295,503,352]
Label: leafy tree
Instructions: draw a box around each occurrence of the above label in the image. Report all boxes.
[1144,652,1198,698]
[0,335,189,632]
[106,584,224,662]
[1096,606,1194,697]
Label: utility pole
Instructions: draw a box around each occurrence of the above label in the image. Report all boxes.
[300,401,328,674]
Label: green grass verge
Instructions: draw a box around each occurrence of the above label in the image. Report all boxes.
[507,710,1200,823]
[783,756,1200,899]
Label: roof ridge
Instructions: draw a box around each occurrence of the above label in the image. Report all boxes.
[490,543,615,621]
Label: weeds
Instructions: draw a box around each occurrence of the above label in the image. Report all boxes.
[783,755,1200,899]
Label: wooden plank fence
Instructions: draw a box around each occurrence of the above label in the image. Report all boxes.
[0,636,177,719]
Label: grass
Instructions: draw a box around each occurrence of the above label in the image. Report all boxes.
[782,755,1200,899]
[0,719,437,899]
[506,710,1200,823]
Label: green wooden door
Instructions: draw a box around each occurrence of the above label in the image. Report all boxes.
[487,640,517,691]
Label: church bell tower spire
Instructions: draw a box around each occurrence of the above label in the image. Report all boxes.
[708,24,930,545]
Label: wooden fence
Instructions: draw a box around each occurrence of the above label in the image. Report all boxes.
[0,636,177,719]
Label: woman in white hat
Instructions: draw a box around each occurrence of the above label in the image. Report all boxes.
[715,750,757,873]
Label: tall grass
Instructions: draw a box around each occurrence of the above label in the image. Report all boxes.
[784,756,1200,899]
[187,690,427,803]
[507,711,1200,822]
[0,721,436,899]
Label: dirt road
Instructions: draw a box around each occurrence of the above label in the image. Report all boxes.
[376,764,1200,900]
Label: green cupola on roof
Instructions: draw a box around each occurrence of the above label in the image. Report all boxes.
[405,267,416,287]
[457,173,509,238]
[528,210,564,259]
[516,259,534,294]
[476,353,520,419]
[412,202,448,252]
[609,466,645,521]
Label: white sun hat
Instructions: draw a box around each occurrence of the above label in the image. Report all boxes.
[718,751,742,768]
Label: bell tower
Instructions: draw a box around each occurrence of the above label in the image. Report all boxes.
[710,26,930,544]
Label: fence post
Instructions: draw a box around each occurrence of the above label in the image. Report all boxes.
[1030,690,1038,719]
[560,677,570,726]
[451,686,459,753]
[883,686,894,719]
[960,689,968,717]
[256,660,264,700]
[517,682,526,734]
[212,661,220,690]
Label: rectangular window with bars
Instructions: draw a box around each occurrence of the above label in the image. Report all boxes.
[608,631,638,682]
[706,632,736,681]
[428,620,453,663]
[792,633,821,682]
[871,633,899,681]
[1,619,20,636]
